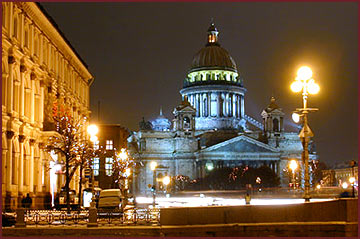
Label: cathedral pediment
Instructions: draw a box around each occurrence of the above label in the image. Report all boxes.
[201,134,279,153]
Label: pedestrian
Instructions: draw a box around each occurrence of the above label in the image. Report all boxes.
[245,193,251,205]
[24,193,32,209]
[21,196,26,208]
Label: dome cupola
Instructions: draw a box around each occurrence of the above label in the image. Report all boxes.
[180,21,247,131]
[184,22,242,89]
[150,107,171,131]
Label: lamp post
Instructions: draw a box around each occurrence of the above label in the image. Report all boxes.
[349,177,355,197]
[87,124,98,208]
[150,161,157,208]
[290,66,320,202]
[289,160,298,190]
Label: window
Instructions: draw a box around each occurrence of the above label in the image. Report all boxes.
[92,158,99,176]
[106,140,113,150]
[93,140,99,150]
[211,94,217,117]
[105,157,113,176]
[183,116,190,129]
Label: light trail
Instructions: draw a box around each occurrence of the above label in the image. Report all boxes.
[135,196,334,208]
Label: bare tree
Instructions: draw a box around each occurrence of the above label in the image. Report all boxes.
[45,102,88,212]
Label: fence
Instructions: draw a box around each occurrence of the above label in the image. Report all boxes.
[13,207,160,227]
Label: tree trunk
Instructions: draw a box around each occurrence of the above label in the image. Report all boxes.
[66,156,70,213]
[78,162,83,210]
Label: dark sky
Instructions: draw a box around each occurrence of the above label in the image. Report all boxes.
[41,2,358,167]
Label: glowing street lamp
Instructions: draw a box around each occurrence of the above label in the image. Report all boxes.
[87,124,98,208]
[342,182,349,189]
[349,177,356,197]
[290,66,320,202]
[118,148,128,161]
[87,124,99,137]
[289,160,298,190]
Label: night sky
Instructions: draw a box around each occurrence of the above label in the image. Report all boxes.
[40,2,358,167]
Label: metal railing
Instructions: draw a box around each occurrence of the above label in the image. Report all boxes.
[24,209,89,226]
[13,207,160,227]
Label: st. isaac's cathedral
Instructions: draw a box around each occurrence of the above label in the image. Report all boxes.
[128,23,316,194]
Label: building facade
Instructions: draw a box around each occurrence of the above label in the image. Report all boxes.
[2,2,93,210]
[128,23,317,195]
[322,166,358,187]
[91,124,130,190]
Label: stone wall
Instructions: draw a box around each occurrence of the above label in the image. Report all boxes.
[160,198,358,225]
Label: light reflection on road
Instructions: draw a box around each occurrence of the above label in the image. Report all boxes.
[136,196,334,208]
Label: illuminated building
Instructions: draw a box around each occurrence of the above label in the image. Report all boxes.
[2,2,93,210]
[129,22,317,194]
[91,124,129,189]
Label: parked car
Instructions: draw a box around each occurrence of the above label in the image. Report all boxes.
[98,189,124,210]
[56,189,79,210]
[2,212,16,227]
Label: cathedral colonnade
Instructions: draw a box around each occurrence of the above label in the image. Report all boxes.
[2,2,93,210]
[187,91,245,119]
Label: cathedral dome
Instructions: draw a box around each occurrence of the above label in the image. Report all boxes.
[150,108,171,131]
[189,23,237,73]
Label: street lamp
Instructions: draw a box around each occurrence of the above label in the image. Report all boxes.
[290,66,320,202]
[150,161,158,208]
[163,176,171,194]
[289,160,298,190]
[88,124,98,208]
[349,177,355,197]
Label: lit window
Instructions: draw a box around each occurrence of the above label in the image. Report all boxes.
[93,140,99,150]
[106,140,113,150]
[92,158,100,176]
[105,157,113,176]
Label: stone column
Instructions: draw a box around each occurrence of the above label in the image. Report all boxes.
[2,148,7,185]
[240,95,245,118]
[195,94,200,117]
[19,64,26,118]
[207,93,210,117]
[232,94,236,118]
[199,93,203,117]
[29,140,34,193]
[7,56,15,114]
[6,131,14,192]
[30,75,35,123]
[222,93,227,117]
[217,92,221,117]
[18,135,25,193]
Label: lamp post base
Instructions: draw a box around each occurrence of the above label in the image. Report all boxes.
[303,195,311,202]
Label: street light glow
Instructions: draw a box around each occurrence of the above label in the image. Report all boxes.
[349,177,355,184]
[150,161,157,171]
[118,148,128,160]
[297,66,313,81]
[289,160,298,172]
[307,79,320,94]
[342,182,348,189]
[125,168,131,177]
[290,80,303,92]
[163,176,170,186]
[90,135,98,143]
[87,124,99,136]
[292,112,300,123]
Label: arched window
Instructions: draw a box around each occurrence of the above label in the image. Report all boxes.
[183,116,190,129]
[273,118,279,132]
[203,98,208,117]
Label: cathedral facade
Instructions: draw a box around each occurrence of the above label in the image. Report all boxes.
[128,23,316,195]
